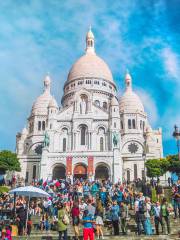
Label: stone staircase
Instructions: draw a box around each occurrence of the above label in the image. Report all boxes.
[13,211,180,240]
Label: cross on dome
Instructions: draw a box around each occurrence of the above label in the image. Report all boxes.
[86,26,95,54]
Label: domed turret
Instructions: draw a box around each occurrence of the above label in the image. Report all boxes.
[119,72,144,113]
[31,74,54,115]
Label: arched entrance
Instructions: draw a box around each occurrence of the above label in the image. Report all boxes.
[74,164,87,180]
[95,164,109,180]
[52,165,66,180]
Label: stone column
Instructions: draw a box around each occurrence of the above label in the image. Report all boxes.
[113,148,123,183]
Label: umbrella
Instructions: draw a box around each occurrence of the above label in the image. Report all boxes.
[9,186,50,237]
[9,186,50,198]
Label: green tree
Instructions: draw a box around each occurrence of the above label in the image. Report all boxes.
[145,158,169,178]
[0,150,21,172]
[166,154,180,175]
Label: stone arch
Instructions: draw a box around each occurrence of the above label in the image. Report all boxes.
[73,163,87,179]
[52,164,66,180]
[95,162,110,180]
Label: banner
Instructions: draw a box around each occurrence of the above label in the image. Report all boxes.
[66,156,72,175]
[87,156,94,175]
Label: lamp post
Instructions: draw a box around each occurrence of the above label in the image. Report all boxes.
[173,125,180,161]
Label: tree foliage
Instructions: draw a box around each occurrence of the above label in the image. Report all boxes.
[0,150,21,172]
[145,158,169,178]
[166,154,180,174]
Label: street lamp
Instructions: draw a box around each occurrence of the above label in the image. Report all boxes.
[173,125,180,161]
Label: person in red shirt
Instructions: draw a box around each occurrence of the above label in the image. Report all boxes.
[71,202,80,240]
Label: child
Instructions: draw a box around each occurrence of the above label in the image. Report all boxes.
[82,210,95,240]
[3,225,12,240]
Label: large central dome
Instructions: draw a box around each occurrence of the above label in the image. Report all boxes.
[67,53,113,83]
[67,28,114,83]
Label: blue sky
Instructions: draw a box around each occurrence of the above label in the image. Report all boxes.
[0,0,179,156]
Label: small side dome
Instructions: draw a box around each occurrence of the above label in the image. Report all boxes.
[119,91,144,112]
[31,74,54,115]
[119,71,144,113]
[48,97,58,109]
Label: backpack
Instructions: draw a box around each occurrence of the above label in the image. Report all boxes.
[138,200,146,214]
[62,213,70,225]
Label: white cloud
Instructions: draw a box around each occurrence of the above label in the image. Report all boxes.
[136,88,159,126]
[162,47,180,81]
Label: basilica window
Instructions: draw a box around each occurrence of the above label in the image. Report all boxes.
[42,121,46,131]
[127,170,130,182]
[86,80,91,84]
[134,164,137,180]
[63,138,66,152]
[114,122,116,128]
[95,100,100,107]
[102,82,107,86]
[32,165,36,179]
[80,125,87,145]
[132,119,136,129]
[128,119,132,129]
[38,121,41,131]
[121,120,123,130]
[103,102,107,110]
[100,137,104,151]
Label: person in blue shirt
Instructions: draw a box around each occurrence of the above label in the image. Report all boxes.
[82,210,95,240]
[111,201,120,235]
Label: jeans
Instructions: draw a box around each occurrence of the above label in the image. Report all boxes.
[174,200,180,218]
[162,216,170,234]
[154,216,164,235]
[112,220,119,235]
[58,229,67,240]
[135,213,146,235]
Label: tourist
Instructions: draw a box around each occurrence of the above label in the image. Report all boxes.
[82,209,94,240]
[161,197,173,235]
[153,201,164,235]
[71,202,80,240]
[144,197,152,235]
[172,180,180,219]
[16,203,26,236]
[95,200,104,239]
[86,199,96,218]
[135,192,146,235]
[110,200,120,236]
[57,202,68,240]
[120,201,128,235]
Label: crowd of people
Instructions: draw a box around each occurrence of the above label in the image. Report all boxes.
[0,177,180,240]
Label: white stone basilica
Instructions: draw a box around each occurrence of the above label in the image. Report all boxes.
[16,29,163,183]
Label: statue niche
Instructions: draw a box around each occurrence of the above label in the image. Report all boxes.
[80,95,88,114]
